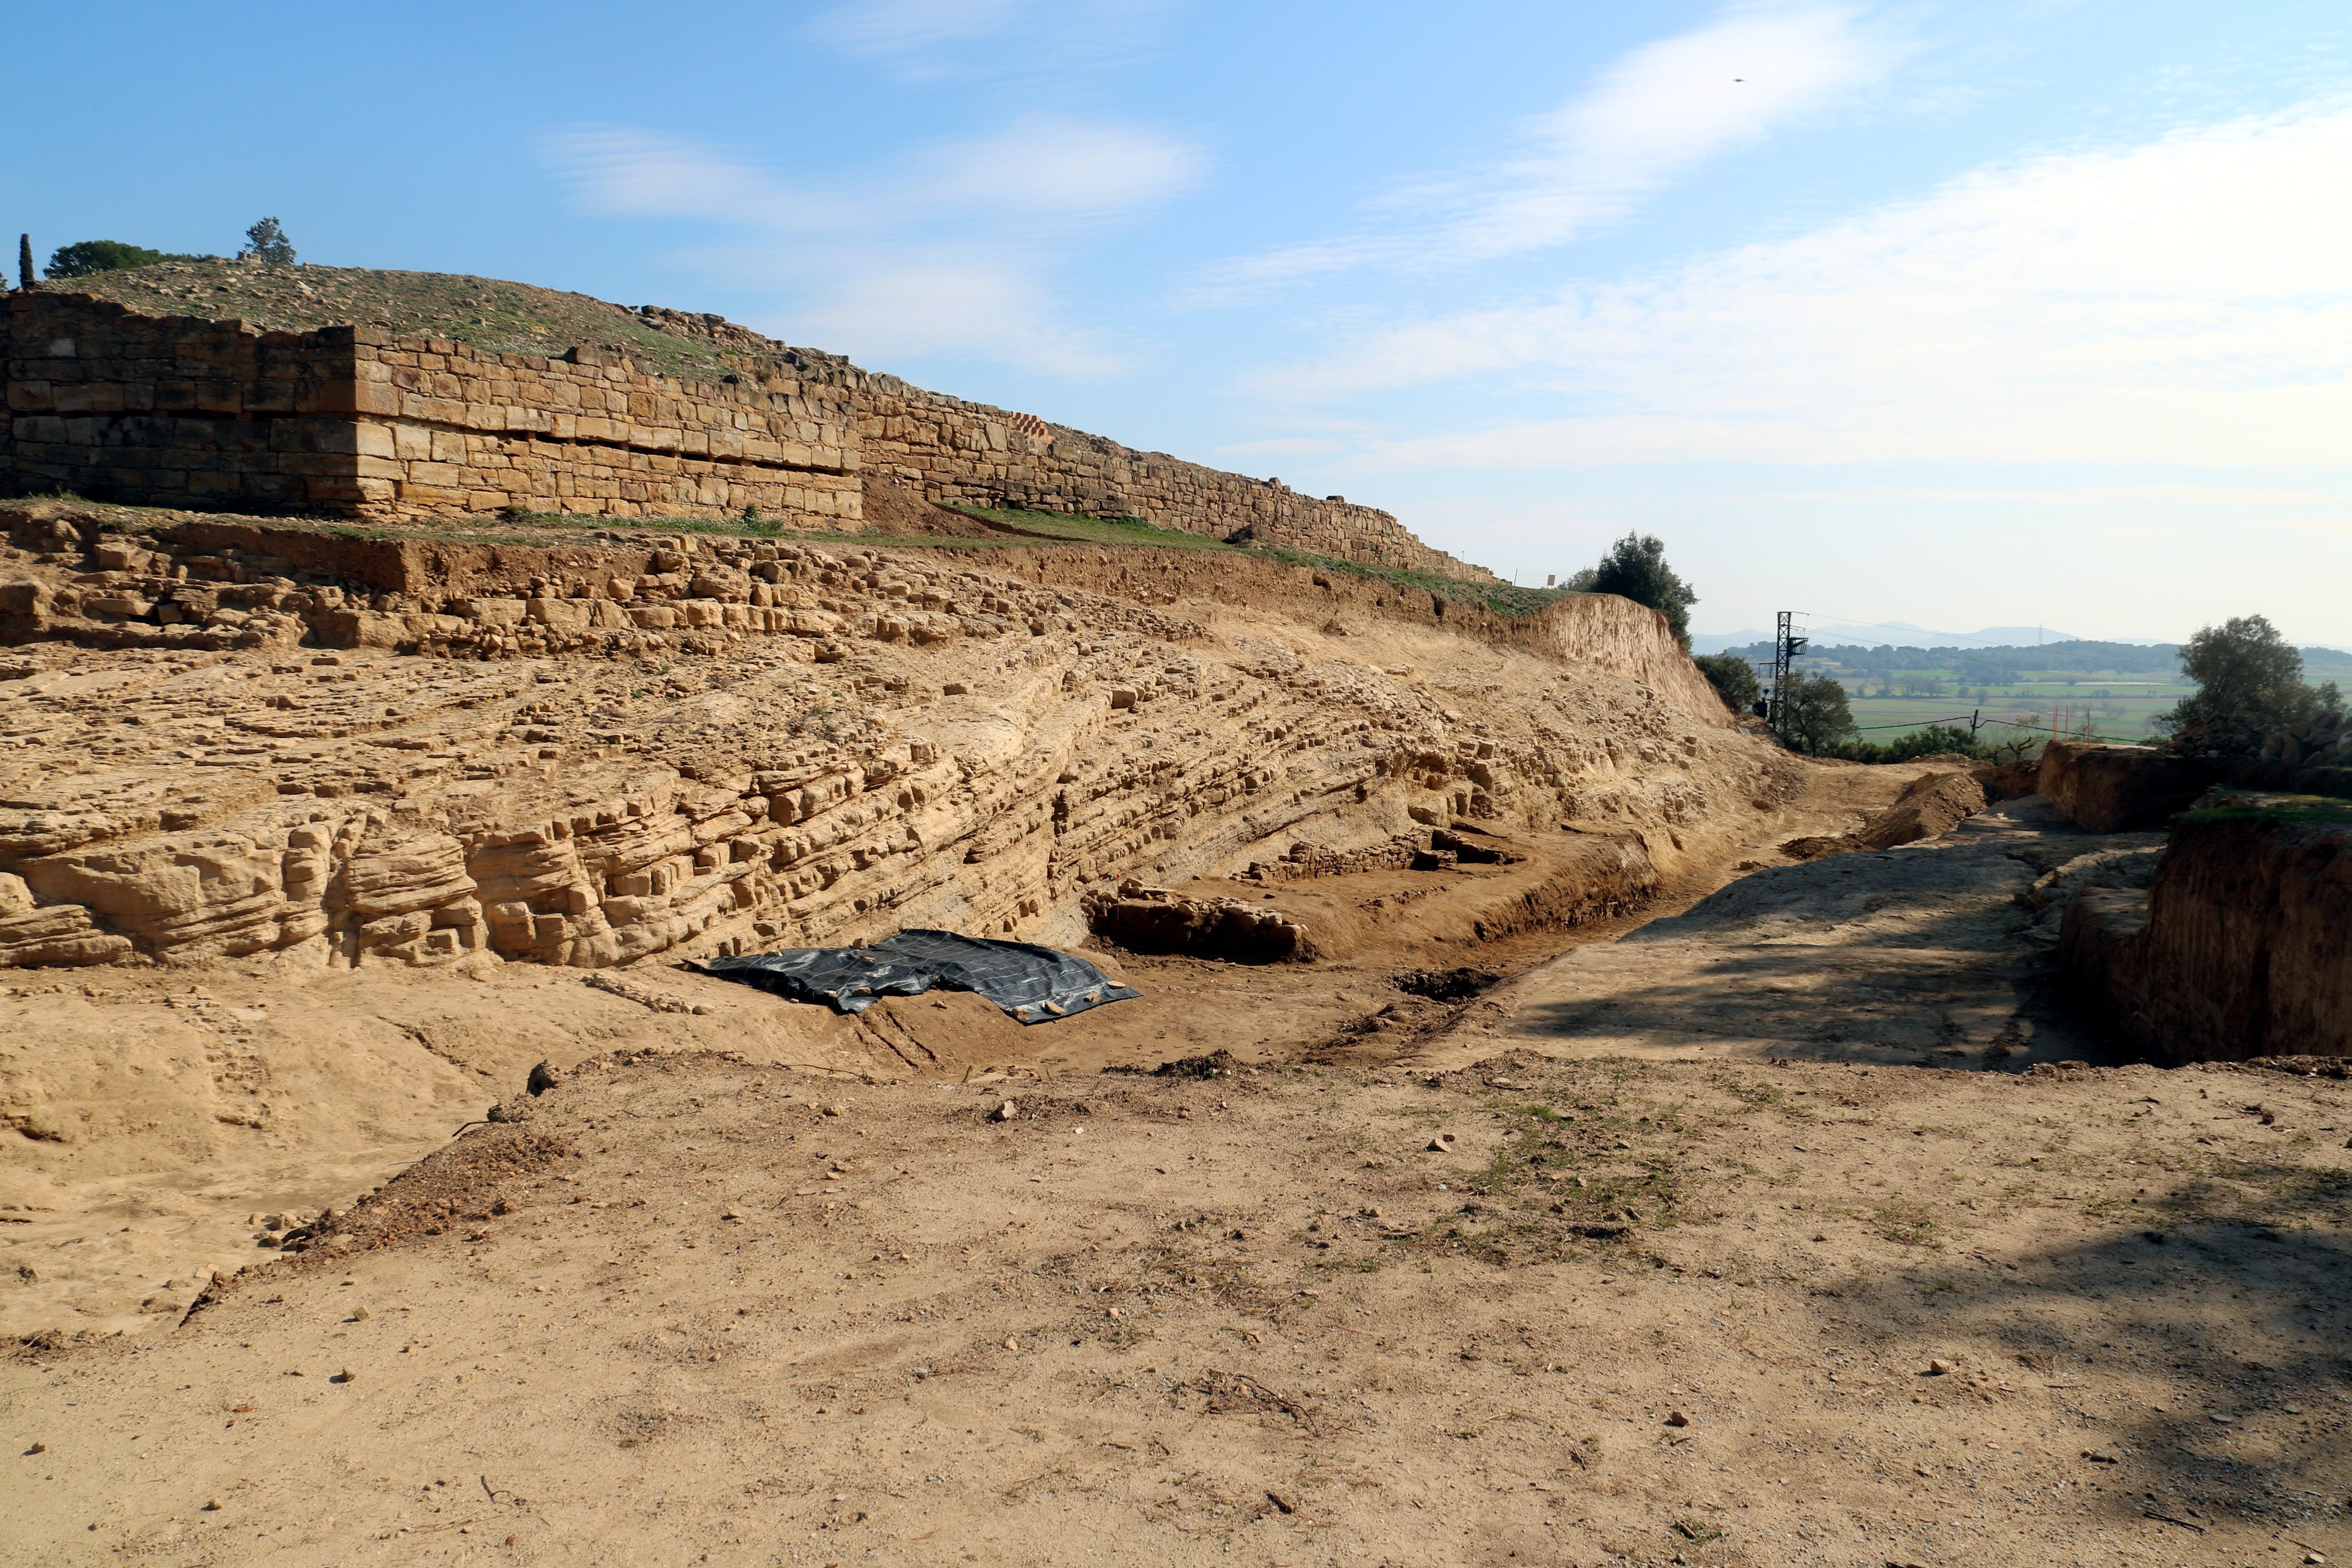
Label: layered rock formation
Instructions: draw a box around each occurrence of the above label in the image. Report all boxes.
[0,500,1784,976]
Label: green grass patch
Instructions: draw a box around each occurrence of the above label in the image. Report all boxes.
[2179,794,2352,831]
[946,503,1243,551]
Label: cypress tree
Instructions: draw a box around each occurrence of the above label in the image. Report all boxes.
[17,233,32,291]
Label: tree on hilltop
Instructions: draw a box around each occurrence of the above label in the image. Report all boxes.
[242,217,296,265]
[17,233,32,291]
[1566,532,1697,649]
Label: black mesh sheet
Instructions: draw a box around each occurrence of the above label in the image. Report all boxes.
[695,928,1140,1025]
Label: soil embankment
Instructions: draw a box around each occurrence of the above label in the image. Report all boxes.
[2063,794,2352,1064]
[2,496,1824,1337]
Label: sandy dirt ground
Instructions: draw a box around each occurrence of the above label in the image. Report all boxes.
[8,786,2351,1566]
[0,756,1912,1343]
[1410,794,2167,1075]
[7,1037,2351,1567]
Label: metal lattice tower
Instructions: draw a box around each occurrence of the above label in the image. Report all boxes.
[1767,611,1807,737]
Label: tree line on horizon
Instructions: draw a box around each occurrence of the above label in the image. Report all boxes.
[9,219,295,290]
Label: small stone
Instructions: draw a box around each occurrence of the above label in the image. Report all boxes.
[331,1368,355,1384]
[1004,1337,1019,1351]
[1664,1410,1690,1427]
[1926,1358,1952,1376]
[722,1207,745,1221]
[202,1499,221,1511]
[2208,1412,2235,1424]
[824,1103,847,1118]
[348,1306,370,1322]
[28,1441,45,1455]
[1425,1134,1455,1152]
[991,1099,1019,1123]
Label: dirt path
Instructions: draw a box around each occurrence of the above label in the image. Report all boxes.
[1406,796,2165,1076]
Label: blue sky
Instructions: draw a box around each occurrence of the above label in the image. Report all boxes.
[8,2,2350,646]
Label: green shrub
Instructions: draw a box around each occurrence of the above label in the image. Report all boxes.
[1566,532,1697,649]
[45,239,211,278]
[1777,672,1855,755]
[1694,653,1761,715]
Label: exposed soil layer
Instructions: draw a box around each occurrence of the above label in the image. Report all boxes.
[1,495,1843,1338]
[2064,792,2352,1064]
[1413,792,2165,1075]
[9,1044,2352,1566]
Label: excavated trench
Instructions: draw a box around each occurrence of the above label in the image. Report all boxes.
[0,496,1859,1335]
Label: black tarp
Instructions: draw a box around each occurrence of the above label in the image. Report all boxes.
[695,929,1140,1024]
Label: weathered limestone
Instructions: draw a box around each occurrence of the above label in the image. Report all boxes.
[0,499,1780,974]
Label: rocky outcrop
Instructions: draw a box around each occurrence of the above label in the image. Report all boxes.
[2062,792,2352,1063]
[0,504,1793,972]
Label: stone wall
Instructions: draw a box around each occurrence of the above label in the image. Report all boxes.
[7,287,1493,582]
[854,378,1498,582]
[0,293,364,513]
[346,334,858,525]
[2,294,860,528]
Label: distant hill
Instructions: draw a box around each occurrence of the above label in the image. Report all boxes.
[1699,639,2352,682]
[1690,622,2097,655]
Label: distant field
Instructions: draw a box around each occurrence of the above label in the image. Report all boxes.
[1842,691,2180,747]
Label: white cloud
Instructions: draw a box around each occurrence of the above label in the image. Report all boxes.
[1257,99,2352,469]
[1196,3,1896,298]
[542,117,1202,374]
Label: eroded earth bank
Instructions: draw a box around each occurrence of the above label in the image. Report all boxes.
[7,500,2352,1567]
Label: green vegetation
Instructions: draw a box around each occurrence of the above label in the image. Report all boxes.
[1565,532,1696,648]
[947,502,1239,552]
[1718,634,2352,753]
[16,233,31,291]
[1694,652,1760,715]
[45,239,215,278]
[241,217,296,266]
[957,503,1572,616]
[2176,793,2352,831]
[2158,614,2343,755]
[1777,671,1856,756]
[52,260,749,379]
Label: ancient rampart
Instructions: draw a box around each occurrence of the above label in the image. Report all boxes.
[2,293,859,527]
[854,378,1495,581]
[6,288,1493,582]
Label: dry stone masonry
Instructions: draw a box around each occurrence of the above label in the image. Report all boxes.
[4,288,1489,582]
[2,295,858,527]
